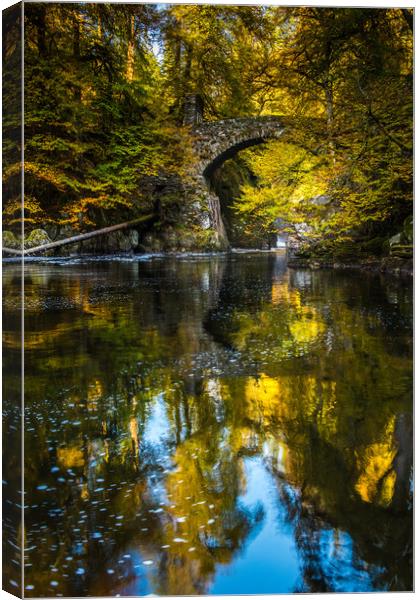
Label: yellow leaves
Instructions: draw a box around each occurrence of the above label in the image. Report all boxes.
[4,162,67,190]
[245,374,281,414]
[57,446,85,469]
[379,470,397,507]
[289,308,326,345]
[87,380,103,412]
[2,161,22,181]
[60,195,122,229]
[236,140,332,232]
[354,416,397,507]
[271,282,301,309]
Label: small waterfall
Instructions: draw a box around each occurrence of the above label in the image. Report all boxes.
[275,234,287,248]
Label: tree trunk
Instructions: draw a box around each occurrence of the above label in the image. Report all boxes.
[183,42,193,95]
[73,10,81,101]
[126,14,135,82]
[3,214,155,256]
[36,4,47,57]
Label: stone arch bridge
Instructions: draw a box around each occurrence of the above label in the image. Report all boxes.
[191,116,285,179]
[183,95,287,248]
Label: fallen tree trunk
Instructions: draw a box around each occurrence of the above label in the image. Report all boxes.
[2,247,22,256]
[2,214,155,256]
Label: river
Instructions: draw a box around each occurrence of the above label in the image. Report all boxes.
[3,251,413,595]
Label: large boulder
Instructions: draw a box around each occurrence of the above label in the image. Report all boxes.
[24,229,52,249]
[403,215,413,244]
[388,216,413,258]
[3,230,20,249]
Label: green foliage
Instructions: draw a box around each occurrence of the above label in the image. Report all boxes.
[2,4,413,250]
[3,3,193,232]
[234,8,412,253]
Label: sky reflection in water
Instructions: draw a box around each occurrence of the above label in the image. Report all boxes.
[3,252,413,596]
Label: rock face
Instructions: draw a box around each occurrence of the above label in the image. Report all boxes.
[24,229,52,248]
[388,216,413,259]
[3,231,20,249]
[56,229,140,255]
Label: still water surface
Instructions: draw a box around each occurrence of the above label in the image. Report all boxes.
[3,252,413,595]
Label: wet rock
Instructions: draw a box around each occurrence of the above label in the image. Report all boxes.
[141,233,162,253]
[25,229,52,249]
[3,230,20,249]
[403,215,413,244]
[309,261,321,270]
[128,229,139,249]
[161,228,179,251]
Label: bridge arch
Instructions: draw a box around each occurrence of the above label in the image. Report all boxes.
[191,116,286,180]
[203,136,268,180]
[182,97,289,248]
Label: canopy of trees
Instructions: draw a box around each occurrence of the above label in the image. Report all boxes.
[234,8,413,254]
[2,4,413,253]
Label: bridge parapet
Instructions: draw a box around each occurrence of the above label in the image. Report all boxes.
[190,115,286,178]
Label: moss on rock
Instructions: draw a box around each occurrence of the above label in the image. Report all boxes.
[3,230,20,249]
[25,229,52,249]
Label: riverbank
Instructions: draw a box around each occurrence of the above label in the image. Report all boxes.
[2,249,413,277]
[287,256,413,277]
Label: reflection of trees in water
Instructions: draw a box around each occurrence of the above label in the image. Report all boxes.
[3,257,412,595]
[205,259,412,591]
[267,423,412,592]
[2,302,22,594]
[204,253,277,349]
